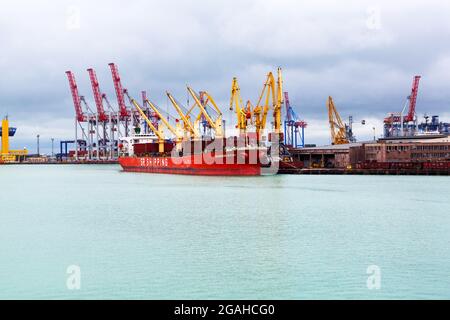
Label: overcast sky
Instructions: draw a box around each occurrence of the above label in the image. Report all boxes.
[1,0,450,152]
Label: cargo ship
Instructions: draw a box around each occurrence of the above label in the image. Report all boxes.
[118,134,269,176]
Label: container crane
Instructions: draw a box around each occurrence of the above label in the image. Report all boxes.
[87,68,113,158]
[109,63,133,137]
[66,71,87,123]
[66,70,99,159]
[284,92,307,148]
[187,87,224,138]
[327,96,349,145]
[87,68,108,122]
[108,63,130,119]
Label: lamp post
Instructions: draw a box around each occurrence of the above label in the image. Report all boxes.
[37,134,40,156]
[51,138,54,158]
[373,127,376,141]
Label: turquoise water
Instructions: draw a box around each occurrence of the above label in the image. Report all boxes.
[0,164,449,299]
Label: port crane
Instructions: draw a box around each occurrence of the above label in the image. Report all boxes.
[166,92,200,139]
[124,91,167,153]
[143,98,184,147]
[109,63,137,137]
[187,87,224,138]
[87,68,119,159]
[66,70,99,159]
[141,90,159,134]
[284,92,307,148]
[384,75,421,137]
[230,77,251,135]
[327,96,351,145]
[253,68,284,138]
[253,72,275,137]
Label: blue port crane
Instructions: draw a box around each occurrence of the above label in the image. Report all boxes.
[283,92,306,148]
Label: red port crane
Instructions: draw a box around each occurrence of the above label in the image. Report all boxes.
[108,63,130,119]
[404,75,421,122]
[65,71,86,122]
[87,68,108,122]
[384,75,421,124]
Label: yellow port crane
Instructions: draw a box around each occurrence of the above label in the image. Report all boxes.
[143,98,184,147]
[166,92,200,139]
[327,96,349,145]
[252,67,284,137]
[124,92,167,153]
[187,87,224,138]
[230,77,249,134]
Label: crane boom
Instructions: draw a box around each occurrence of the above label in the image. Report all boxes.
[144,99,182,139]
[327,96,348,145]
[405,75,421,122]
[108,63,129,118]
[274,67,283,134]
[124,92,164,141]
[285,92,293,122]
[65,71,86,122]
[166,92,198,138]
[87,68,108,122]
[253,72,276,134]
[230,77,247,132]
[187,87,223,137]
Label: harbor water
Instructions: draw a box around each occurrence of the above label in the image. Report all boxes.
[0,164,449,299]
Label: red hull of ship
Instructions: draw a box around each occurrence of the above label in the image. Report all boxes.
[119,154,261,176]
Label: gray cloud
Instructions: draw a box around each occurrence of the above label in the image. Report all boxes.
[1,0,450,152]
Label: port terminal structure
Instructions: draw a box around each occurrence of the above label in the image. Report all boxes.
[283,92,306,148]
[383,75,450,138]
[0,116,28,163]
[65,63,309,165]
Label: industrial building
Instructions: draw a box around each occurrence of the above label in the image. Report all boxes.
[350,135,450,165]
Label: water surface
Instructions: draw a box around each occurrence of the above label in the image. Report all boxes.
[0,165,449,299]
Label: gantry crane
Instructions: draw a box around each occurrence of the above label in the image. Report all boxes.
[109,63,134,137]
[284,92,307,148]
[327,96,349,145]
[187,87,224,138]
[87,68,118,158]
[66,70,99,159]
